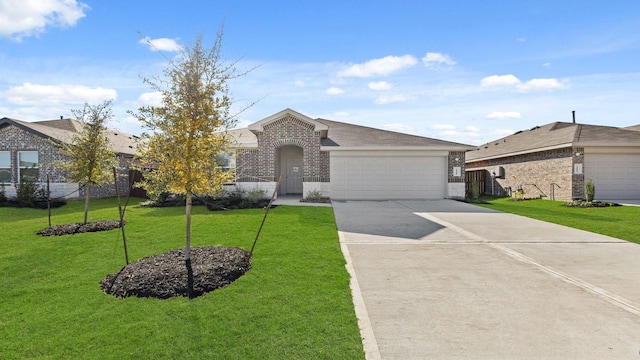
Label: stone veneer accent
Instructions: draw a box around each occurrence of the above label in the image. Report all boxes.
[236,114,330,183]
[571,147,585,199]
[466,147,577,200]
[448,151,465,183]
[1,124,132,199]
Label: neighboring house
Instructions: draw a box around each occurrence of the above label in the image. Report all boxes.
[465,122,640,201]
[0,117,140,199]
[228,108,475,200]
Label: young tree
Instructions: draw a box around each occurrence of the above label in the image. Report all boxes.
[57,100,117,224]
[132,31,242,262]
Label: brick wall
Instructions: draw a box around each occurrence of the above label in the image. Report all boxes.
[0,125,68,183]
[466,147,575,200]
[448,151,465,183]
[236,114,330,183]
[1,124,131,199]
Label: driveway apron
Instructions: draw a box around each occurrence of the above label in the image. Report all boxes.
[333,200,640,360]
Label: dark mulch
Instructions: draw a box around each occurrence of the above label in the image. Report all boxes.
[37,220,124,236]
[100,246,252,299]
[564,200,621,208]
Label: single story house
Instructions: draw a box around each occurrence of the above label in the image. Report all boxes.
[228,109,475,200]
[465,121,640,201]
[0,117,140,199]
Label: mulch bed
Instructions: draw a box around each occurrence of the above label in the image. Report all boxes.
[100,246,252,299]
[37,220,124,236]
[563,200,621,208]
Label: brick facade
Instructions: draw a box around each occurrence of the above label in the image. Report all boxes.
[0,124,131,199]
[465,147,584,200]
[236,114,330,184]
[447,151,465,183]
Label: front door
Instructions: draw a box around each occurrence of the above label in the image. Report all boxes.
[278,146,304,195]
[286,158,303,194]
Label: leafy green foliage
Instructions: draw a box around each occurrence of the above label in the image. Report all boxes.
[54,100,117,223]
[131,30,247,260]
[585,178,595,202]
[15,172,40,206]
[56,100,117,188]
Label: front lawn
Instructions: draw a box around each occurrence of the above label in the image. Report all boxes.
[474,197,640,244]
[0,198,364,359]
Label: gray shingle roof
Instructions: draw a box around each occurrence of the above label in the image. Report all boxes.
[0,117,140,156]
[229,115,474,150]
[466,122,640,162]
[316,119,473,148]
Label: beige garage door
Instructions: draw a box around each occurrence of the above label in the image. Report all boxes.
[584,154,640,200]
[330,152,446,200]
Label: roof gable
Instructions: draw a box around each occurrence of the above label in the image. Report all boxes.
[247,108,328,137]
[0,117,139,156]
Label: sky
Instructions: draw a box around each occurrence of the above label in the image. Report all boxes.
[1,0,639,146]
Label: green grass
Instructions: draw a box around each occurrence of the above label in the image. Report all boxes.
[474,197,640,244]
[0,198,364,359]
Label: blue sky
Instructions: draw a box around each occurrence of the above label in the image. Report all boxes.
[1,0,639,145]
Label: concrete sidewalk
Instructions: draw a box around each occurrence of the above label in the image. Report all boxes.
[334,200,640,360]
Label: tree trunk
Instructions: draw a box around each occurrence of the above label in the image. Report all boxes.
[185,192,192,261]
[84,185,91,224]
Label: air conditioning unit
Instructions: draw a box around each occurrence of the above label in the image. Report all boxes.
[492,166,505,179]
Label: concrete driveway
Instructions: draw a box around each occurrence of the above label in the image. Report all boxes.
[333,200,640,360]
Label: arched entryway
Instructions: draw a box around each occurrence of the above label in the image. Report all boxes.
[277,145,303,195]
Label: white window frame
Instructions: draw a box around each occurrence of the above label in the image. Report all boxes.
[0,151,10,183]
[18,151,39,182]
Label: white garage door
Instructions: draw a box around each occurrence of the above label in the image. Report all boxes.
[330,151,447,200]
[584,154,640,200]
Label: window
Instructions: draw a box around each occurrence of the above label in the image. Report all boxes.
[18,151,39,182]
[0,151,10,183]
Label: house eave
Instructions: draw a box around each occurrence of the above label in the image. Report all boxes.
[465,142,574,163]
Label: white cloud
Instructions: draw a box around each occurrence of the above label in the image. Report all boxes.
[4,83,117,106]
[465,125,479,132]
[481,74,567,92]
[481,74,521,87]
[422,52,456,67]
[139,37,182,52]
[338,55,417,78]
[374,94,408,104]
[543,62,552,67]
[383,123,413,133]
[294,80,305,87]
[516,78,568,92]
[0,0,89,40]
[368,81,393,91]
[326,87,345,95]
[136,91,163,107]
[485,111,522,119]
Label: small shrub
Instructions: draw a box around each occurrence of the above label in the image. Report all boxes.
[301,190,330,203]
[585,178,595,202]
[466,181,480,200]
[241,188,267,208]
[0,184,7,206]
[15,175,40,206]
